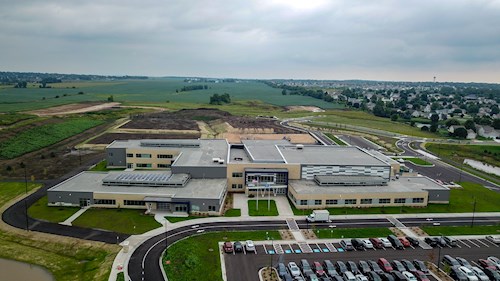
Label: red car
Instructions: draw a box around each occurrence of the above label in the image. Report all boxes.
[370,238,384,249]
[398,237,411,247]
[223,241,233,253]
[313,261,326,276]
[478,259,497,270]
[415,271,430,281]
[378,258,393,273]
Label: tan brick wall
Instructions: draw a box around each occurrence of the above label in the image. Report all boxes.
[126,148,180,169]
[226,163,301,192]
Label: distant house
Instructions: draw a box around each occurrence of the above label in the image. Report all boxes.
[412,111,423,118]
[476,125,499,139]
[464,94,478,101]
[448,126,476,139]
[423,104,431,113]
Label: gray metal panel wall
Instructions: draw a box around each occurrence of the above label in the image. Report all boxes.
[427,189,450,203]
[171,166,227,178]
[106,147,127,167]
[47,190,93,205]
[184,198,221,212]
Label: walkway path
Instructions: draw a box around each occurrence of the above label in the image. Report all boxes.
[233,193,250,217]
[60,207,89,226]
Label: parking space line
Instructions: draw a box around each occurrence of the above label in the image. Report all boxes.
[476,240,490,247]
[467,239,480,248]
[410,245,415,250]
[263,245,268,254]
[484,240,499,247]
[459,240,471,248]
[382,247,386,251]
[242,247,246,255]
[456,243,461,249]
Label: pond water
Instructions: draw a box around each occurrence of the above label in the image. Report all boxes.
[0,258,54,281]
[464,159,500,176]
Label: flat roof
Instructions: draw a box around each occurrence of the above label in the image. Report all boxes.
[103,172,190,187]
[173,139,228,167]
[314,175,387,185]
[242,140,288,163]
[277,145,390,166]
[49,171,226,199]
[290,176,448,195]
[229,147,252,164]
[368,150,400,165]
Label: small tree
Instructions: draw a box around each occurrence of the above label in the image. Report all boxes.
[107,95,114,102]
[391,114,398,121]
[454,127,468,139]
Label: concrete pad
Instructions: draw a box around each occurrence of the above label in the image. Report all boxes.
[273,196,294,217]
[233,193,249,217]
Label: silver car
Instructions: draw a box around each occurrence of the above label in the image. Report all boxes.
[470,266,490,281]
[379,238,392,247]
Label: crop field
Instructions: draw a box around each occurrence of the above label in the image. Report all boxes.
[0,118,104,158]
[0,113,37,126]
[0,78,344,112]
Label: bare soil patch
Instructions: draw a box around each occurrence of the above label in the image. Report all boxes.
[88,132,200,144]
[27,102,120,116]
[286,106,325,112]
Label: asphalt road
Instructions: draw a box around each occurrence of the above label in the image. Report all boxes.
[338,135,381,150]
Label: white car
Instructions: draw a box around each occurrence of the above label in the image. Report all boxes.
[288,262,301,277]
[355,274,369,281]
[379,238,392,248]
[470,266,490,281]
[362,239,374,249]
[458,266,479,281]
[245,240,255,252]
[487,256,500,270]
[485,235,500,244]
[402,271,417,281]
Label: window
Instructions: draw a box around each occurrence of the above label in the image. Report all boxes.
[124,200,145,206]
[94,199,116,205]
[127,163,133,169]
[135,153,151,158]
[126,153,133,158]
[231,184,237,189]
[395,198,406,204]
[157,154,173,159]
[314,199,322,205]
[361,199,372,204]
[344,199,357,205]
[299,200,307,206]
[326,199,338,205]
[412,198,424,203]
[108,153,113,156]
[157,163,171,168]
[136,163,152,168]
[232,172,243,178]
[208,205,216,211]
[237,184,243,189]
[379,198,391,204]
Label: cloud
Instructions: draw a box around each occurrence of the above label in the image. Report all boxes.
[0,0,499,82]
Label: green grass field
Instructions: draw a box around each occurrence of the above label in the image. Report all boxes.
[248,200,279,216]
[292,182,500,215]
[165,216,202,223]
[0,182,118,281]
[163,231,281,281]
[422,225,500,236]
[404,157,433,166]
[223,209,241,217]
[0,112,37,126]
[28,196,79,222]
[72,208,161,234]
[0,117,104,159]
[325,133,347,145]
[426,143,500,168]
[315,227,393,239]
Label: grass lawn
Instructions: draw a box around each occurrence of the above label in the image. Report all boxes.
[315,227,393,239]
[426,143,500,168]
[165,216,203,223]
[72,208,161,234]
[291,182,500,215]
[248,200,279,216]
[0,182,119,281]
[163,230,281,281]
[89,160,124,172]
[404,157,433,166]
[116,272,125,281]
[422,225,500,236]
[28,195,79,222]
[325,133,347,145]
[223,209,241,217]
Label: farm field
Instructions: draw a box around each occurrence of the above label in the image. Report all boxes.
[425,143,500,168]
[0,112,37,126]
[0,78,344,112]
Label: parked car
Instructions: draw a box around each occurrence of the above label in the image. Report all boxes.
[485,235,500,244]
[288,262,301,277]
[450,266,469,281]
[379,238,393,248]
[336,261,348,273]
[412,260,429,274]
[283,273,293,281]
[398,237,411,247]
[391,260,406,272]
[324,260,339,277]
[359,261,371,274]
[406,237,420,247]
[278,263,288,277]
[295,277,306,281]
[378,258,393,273]
[456,257,472,269]
[347,261,361,275]
[343,271,356,281]
[442,255,460,268]
[362,239,374,249]
[487,256,500,270]
[443,236,458,247]
[332,275,345,281]
[302,259,314,276]
[370,238,384,249]
[424,237,438,247]
[388,235,404,249]
[470,266,490,281]
[401,260,417,273]
[356,274,369,281]
[458,266,479,281]
[482,268,500,281]
[223,241,233,253]
[478,259,497,270]
[341,239,354,251]
[379,273,395,281]
[368,260,384,274]
[321,277,333,281]
[391,271,406,281]
[233,241,243,252]
[352,238,366,250]
[367,272,382,281]
[414,271,429,281]
[245,240,256,252]
[437,237,447,247]
[314,261,326,277]
[402,271,417,281]
[307,273,320,281]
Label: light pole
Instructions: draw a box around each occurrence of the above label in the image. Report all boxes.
[470,197,477,228]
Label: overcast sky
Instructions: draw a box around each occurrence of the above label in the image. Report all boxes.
[1,0,500,82]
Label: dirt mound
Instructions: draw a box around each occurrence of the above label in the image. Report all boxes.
[27,102,120,116]
[88,133,200,144]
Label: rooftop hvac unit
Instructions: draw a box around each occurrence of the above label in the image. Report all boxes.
[218,159,225,164]
[212,157,221,162]
[296,144,304,150]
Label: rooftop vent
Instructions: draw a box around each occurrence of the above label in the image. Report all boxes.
[296,144,304,150]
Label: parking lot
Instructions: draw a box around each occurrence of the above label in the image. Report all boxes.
[224,238,499,281]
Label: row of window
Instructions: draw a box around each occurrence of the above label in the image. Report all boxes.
[124,200,145,206]
[298,198,425,205]
[126,153,173,159]
[231,184,244,189]
[94,199,116,205]
[128,163,171,168]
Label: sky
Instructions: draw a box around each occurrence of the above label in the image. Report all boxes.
[1,0,500,83]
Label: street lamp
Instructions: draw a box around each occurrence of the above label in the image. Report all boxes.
[470,197,477,228]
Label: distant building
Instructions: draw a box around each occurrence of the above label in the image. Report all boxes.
[476,125,499,139]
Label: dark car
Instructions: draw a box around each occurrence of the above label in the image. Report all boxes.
[368,260,384,274]
[367,272,382,281]
[278,263,288,277]
[321,277,333,281]
[336,261,348,273]
[352,238,366,250]
[443,236,458,247]
[442,255,460,268]
[388,235,404,250]
[424,237,438,247]
[223,241,233,253]
[380,273,395,281]
[233,241,243,252]
[412,260,429,274]
[332,275,345,281]
[450,266,468,281]
[401,260,417,273]
[359,261,372,274]
[456,257,472,269]
[378,258,393,273]
[283,273,293,281]
[391,260,406,272]
[301,259,314,276]
[347,261,361,275]
[370,238,384,249]
[391,271,406,281]
[324,260,339,277]
[406,237,420,247]
[483,268,500,281]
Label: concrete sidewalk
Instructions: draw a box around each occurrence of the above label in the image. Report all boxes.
[59,207,88,226]
[233,193,250,217]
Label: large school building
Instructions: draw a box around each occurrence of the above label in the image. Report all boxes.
[48,139,449,214]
